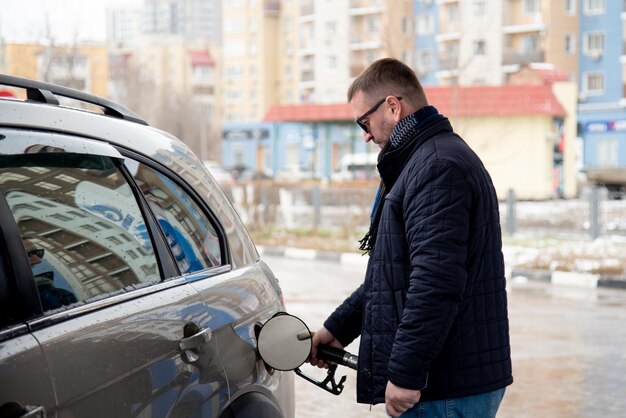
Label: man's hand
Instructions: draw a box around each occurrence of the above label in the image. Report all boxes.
[309,327,343,368]
[385,381,421,417]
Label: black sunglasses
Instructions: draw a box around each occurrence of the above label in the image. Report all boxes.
[356,96,402,133]
[28,248,45,258]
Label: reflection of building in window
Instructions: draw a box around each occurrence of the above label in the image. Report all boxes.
[153,147,257,268]
[0,163,160,303]
[132,161,221,273]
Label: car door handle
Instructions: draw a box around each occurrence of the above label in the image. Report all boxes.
[179,327,212,364]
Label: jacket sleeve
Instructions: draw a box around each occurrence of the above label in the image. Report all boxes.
[323,283,364,347]
[387,160,471,390]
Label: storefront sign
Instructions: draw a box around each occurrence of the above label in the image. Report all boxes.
[585,120,626,133]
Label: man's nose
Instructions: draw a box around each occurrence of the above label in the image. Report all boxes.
[363,131,373,142]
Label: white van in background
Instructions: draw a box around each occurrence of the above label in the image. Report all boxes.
[333,152,379,181]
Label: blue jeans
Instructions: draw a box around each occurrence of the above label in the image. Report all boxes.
[399,388,505,418]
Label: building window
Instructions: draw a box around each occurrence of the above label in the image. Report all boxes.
[327,55,337,68]
[248,18,257,33]
[248,41,257,56]
[473,0,486,16]
[366,16,379,32]
[402,16,410,34]
[416,49,432,74]
[584,72,605,95]
[224,42,244,57]
[282,17,292,32]
[523,0,540,14]
[325,21,336,36]
[473,40,486,55]
[584,31,605,56]
[522,35,539,52]
[225,17,242,33]
[565,34,576,54]
[285,40,293,56]
[565,0,576,14]
[226,89,243,103]
[584,0,605,15]
[416,14,434,35]
[447,4,460,26]
[597,138,618,167]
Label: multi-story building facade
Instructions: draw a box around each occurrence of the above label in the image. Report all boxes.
[108,35,220,160]
[222,0,414,173]
[221,0,280,123]
[106,0,222,46]
[415,0,578,86]
[0,43,108,97]
[577,0,626,195]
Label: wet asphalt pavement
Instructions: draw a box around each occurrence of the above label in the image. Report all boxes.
[263,255,626,418]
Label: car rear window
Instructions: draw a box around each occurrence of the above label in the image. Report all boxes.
[0,153,161,313]
[124,158,222,273]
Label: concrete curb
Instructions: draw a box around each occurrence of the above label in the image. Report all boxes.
[258,246,369,268]
[258,246,626,291]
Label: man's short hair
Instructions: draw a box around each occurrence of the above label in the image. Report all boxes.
[347,58,426,106]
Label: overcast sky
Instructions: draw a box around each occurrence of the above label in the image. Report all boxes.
[0,0,140,44]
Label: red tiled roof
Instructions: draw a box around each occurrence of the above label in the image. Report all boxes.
[263,85,566,122]
[188,50,215,67]
[264,103,356,122]
[427,85,566,117]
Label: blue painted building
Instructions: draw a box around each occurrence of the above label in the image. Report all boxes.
[414,0,440,86]
[578,0,626,191]
[222,106,379,180]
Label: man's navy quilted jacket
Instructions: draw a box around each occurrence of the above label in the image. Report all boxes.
[324,118,513,404]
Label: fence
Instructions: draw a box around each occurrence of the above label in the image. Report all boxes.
[221,182,626,240]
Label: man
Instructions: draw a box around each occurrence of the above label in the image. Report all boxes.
[23,237,77,310]
[309,58,512,417]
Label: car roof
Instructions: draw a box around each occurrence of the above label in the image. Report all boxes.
[0,74,183,162]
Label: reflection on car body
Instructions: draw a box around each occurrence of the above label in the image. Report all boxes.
[0,75,294,418]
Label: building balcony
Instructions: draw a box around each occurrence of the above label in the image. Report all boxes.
[350,64,366,77]
[350,39,383,51]
[502,49,545,65]
[439,56,458,70]
[350,0,382,8]
[301,70,315,82]
[502,22,546,35]
[263,0,280,15]
[300,1,314,16]
[436,33,461,43]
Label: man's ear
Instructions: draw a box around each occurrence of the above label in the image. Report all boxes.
[387,96,402,122]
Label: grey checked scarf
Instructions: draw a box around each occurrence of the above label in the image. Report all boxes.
[359,105,443,254]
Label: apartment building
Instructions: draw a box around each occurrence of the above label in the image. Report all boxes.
[415,0,578,86]
[0,43,108,97]
[108,35,220,160]
[577,0,626,194]
[106,0,222,46]
[221,0,280,123]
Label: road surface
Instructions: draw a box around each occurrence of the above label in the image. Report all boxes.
[262,255,626,418]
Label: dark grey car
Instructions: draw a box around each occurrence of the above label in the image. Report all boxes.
[0,75,294,418]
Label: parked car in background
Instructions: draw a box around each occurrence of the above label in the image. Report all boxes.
[203,160,235,185]
[332,153,378,181]
[0,75,294,418]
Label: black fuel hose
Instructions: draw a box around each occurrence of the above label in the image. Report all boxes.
[317,344,358,370]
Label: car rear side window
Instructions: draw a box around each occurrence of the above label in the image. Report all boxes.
[0,153,161,312]
[125,158,222,274]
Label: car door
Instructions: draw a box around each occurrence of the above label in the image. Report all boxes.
[0,131,229,417]
[0,191,55,418]
[123,155,290,417]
